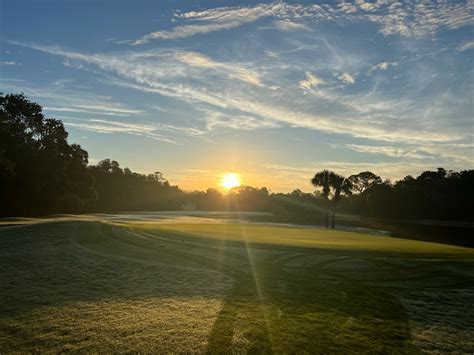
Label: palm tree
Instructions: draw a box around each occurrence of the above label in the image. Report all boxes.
[329,173,352,228]
[311,170,353,228]
[311,170,332,227]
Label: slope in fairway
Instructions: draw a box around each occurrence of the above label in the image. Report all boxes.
[1,214,473,353]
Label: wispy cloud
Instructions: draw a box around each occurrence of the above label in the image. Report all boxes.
[131,1,473,45]
[61,118,176,143]
[354,0,379,12]
[45,104,143,117]
[0,61,22,65]
[45,107,130,117]
[175,51,262,86]
[299,71,325,91]
[345,144,434,160]
[202,109,279,131]
[344,143,473,165]
[2,77,145,119]
[133,3,285,44]
[364,1,473,38]
[150,105,167,112]
[17,42,462,146]
[62,117,205,143]
[370,61,397,71]
[264,50,279,58]
[273,19,312,32]
[338,72,356,84]
[457,40,474,52]
[175,51,218,68]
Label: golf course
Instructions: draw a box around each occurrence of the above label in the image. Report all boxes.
[1,212,473,353]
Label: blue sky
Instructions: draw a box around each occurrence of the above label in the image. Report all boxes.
[1,0,473,191]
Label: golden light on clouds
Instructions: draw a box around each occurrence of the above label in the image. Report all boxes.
[221,173,241,189]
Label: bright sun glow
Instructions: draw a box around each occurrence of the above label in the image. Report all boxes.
[221,173,241,189]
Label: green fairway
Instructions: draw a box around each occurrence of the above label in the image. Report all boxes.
[1,213,473,353]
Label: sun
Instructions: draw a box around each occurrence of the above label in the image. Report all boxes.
[221,173,241,189]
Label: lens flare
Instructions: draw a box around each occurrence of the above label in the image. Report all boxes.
[221,173,241,189]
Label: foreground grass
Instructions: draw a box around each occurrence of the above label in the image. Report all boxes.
[1,215,473,353]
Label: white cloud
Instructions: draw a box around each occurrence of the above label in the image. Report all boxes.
[133,3,286,44]
[338,2,358,14]
[346,144,406,157]
[78,104,144,115]
[299,71,325,90]
[2,79,146,119]
[345,144,433,159]
[203,109,279,131]
[375,62,390,70]
[457,40,474,52]
[62,117,206,143]
[371,61,397,71]
[354,0,379,12]
[174,51,218,68]
[15,42,464,147]
[44,103,143,117]
[273,19,312,32]
[175,51,263,86]
[131,1,474,45]
[345,143,473,165]
[338,72,356,84]
[133,22,238,44]
[63,118,177,143]
[150,105,167,112]
[264,50,279,58]
[365,1,473,38]
[0,61,22,65]
[45,106,134,117]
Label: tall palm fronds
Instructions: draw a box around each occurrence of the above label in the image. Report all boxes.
[311,170,353,228]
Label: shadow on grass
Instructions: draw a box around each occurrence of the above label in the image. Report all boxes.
[204,264,416,353]
[1,219,471,352]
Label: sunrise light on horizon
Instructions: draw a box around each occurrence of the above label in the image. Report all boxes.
[221,173,241,190]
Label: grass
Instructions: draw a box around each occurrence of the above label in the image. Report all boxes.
[1,213,473,353]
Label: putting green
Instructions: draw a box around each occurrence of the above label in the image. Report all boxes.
[144,223,472,255]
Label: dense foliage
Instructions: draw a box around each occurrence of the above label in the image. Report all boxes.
[0,93,95,216]
[1,93,473,223]
[345,168,474,221]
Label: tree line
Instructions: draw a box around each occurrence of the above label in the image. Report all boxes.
[309,168,474,227]
[1,93,472,224]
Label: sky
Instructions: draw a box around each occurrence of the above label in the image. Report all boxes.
[1,0,473,192]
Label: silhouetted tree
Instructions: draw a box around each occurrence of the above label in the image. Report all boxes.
[363,180,393,218]
[329,173,352,228]
[88,160,184,212]
[348,171,382,194]
[0,93,95,216]
[311,170,352,228]
[311,170,332,227]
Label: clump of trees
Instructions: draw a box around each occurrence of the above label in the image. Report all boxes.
[0,93,95,216]
[309,168,474,227]
[0,93,184,216]
[345,168,474,221]
[311,170,352,228]
[88,160,183,212]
